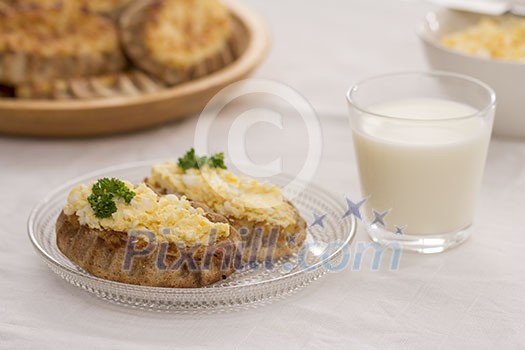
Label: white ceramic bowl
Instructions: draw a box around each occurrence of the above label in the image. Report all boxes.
[418,10,525,138]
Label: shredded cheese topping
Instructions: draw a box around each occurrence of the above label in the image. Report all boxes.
[0,2,120,57]
[143,0,232,68]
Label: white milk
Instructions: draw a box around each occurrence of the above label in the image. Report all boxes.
[353,98,491,235]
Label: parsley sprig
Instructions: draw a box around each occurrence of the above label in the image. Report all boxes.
[87,178,136,219]
[177,148,227,170]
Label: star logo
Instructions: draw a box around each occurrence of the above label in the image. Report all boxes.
[310,213,327,228]
[287,235,297,246]
[342,197,366,221]
[371,209,390,227]
[395,225,406,235]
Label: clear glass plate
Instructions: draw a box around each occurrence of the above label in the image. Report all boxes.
[27,161,357,312]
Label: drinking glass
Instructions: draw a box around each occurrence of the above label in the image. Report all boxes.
[347,71,496,253]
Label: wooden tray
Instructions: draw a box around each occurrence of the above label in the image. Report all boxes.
[0,0,270,137]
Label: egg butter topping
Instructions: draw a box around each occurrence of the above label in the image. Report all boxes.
[64,180,230,245]
[149,162,297,228]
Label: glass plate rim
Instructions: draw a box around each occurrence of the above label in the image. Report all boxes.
[27,160,357,295]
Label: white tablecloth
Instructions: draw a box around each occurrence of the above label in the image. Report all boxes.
[1,1,524,349]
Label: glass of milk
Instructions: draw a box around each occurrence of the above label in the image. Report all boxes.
[347,71,496,253]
